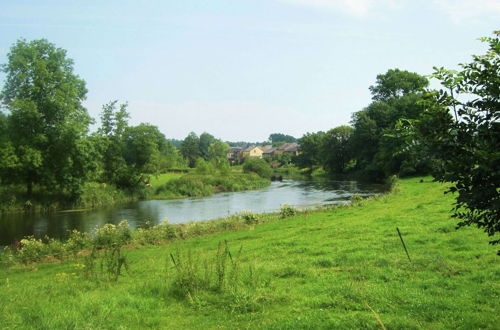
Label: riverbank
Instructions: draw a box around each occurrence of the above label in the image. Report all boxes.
[0,171,270,214]
[1,177,498,329]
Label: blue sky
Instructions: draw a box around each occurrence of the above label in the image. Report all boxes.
[0,0,498,141]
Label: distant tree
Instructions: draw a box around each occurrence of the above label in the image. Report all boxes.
[207,140,230,161]
[199,132,216,160]
[180,132,200,168]
[0,39,92,197]
[123,123,166,174]
[416,33,500,251]
[323,125,354,174]
[269,133,297,144]
[295,132,326,172]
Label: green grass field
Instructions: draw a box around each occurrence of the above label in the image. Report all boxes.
[1,177,498,329]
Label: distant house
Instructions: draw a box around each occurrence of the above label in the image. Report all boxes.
[240,146,264,159]
[280,142,300,156]
[262,143,300,157]
[226,143,300,163]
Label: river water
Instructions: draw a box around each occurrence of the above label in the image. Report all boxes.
[0,180,386,245]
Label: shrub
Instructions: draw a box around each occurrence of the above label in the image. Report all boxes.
[243,158,272,179]
[93,220,131,249]
[238,211,258,225]
[280,204,298,218]
[17,236,47,264]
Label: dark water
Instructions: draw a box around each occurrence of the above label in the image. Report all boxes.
[0,180,386,245]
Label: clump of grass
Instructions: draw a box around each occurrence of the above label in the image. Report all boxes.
[167,241,270,313]
[83,221,131,282]
[280,204,298,218]
[238,211,259,225]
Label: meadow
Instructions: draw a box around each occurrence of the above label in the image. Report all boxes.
[0,177,498,329]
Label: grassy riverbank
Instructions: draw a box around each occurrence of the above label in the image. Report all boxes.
[0,177,498,329]
[0,171,269,213]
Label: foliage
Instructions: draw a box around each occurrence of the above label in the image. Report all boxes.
[369,68,429,102]
[350,69,430,181]
[180,132,201,168]
[93,220,131,249]
[199,132,216,161]
[416,32,500,250]
[156,173,270,199]
[323,125,355,174]
[207,140,230,161]
[280,204,298,218]
[194,158,213,175]
[269,133,297,144]
[295,131,326,172]
[238,211,259,225]
[0,39,92,197]
[242,158,272,179]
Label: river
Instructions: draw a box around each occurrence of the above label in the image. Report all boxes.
[0,180,386,245]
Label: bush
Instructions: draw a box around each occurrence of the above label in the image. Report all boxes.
[280,204,297,218]
[238,211,258,225]
[243,158,272,179]
[17,236,47,264]
[93,220,131,249]
[133,220,177,245]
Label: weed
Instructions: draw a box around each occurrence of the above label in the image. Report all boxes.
[238,211,258,225]
[280,204,298,218]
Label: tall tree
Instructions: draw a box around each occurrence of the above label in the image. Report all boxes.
[0,39,91,196]
[369,68,429,102]
[199,132,216,160]
[295,132,326,172]
[180,132,200,168]
[351,69,430,180]
[323,125,354,174]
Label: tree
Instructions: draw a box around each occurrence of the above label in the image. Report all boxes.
[180,132,200,168]
[199,132,216,161]
[323,125,354,174]
[207,140,229,161]
[295,131,326,172]
[369,68,429,102]
[123,123,167,174]
[417,33,499,251]
[0,39,91,197]
[97,101,133,187]
[351,69,430,181]
[269,133,297,144]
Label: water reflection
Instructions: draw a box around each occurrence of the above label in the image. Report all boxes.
[0,180,385,245]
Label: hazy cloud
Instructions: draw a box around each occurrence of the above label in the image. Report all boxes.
[279,0,403,17]
[433,0,500,23]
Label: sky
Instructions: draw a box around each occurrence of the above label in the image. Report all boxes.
[0,0,498,142]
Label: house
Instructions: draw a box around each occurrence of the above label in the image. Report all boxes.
[240,145,264,159]
[262,143,300,158]
[227,147,242,163]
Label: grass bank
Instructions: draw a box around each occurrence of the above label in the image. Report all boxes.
[0,177,498,329]
[154,172,270,199]
[0,171,267,213]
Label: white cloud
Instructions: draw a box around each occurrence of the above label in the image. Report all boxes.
[279,0,403,17]
[433,0,500,23]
